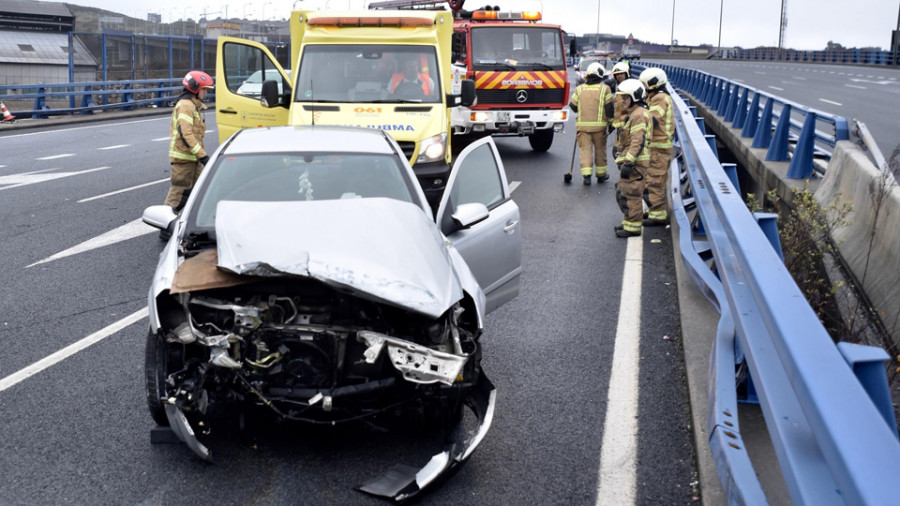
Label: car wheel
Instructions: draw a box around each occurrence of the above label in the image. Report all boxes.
[528,129,554,152]
[145,331,171,426]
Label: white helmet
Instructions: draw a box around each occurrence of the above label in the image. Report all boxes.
[639,67,668,90]
[586,61,605,78]
[611,61,630,76]
[616,78,646,103]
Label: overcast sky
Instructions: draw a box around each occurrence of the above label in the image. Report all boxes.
[63,0,900,50]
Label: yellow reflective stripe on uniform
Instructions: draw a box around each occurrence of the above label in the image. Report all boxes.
[178,113,194,124]
[622,219,642,232]
[649,141,673,149]
[190,144,202,154]
[169,151,197,161]
[649,210,668,220]
[629,122,646,134]
[574,84,609,127]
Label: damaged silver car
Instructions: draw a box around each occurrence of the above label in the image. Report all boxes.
[141,126,521,501]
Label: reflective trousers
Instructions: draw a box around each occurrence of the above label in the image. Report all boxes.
[618,162,648,232]
[164,161,203,211]
[577,130,608,177]
[645,147,673,221]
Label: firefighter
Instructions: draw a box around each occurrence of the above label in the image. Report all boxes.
[612,78,650,238]
[609,61,631,130]
[610,61,630,84]
[639,67,675,226]
[569,61,615,185]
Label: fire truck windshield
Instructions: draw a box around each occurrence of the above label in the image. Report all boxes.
[294,45,441,104]
[471,26,565,71]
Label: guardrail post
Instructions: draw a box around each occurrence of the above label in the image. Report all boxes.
[716,82,730,114]
[765,104,792,161]
[741,92,761,138]
[836,343,900,440]
[724,85,740,122]
[79,84,94,114]
[833,116,850,141]
[786,112,816,178]
[753,212,783,261]
[722,163,741,194]
[32,85,49,119]
[702,77,714,104]
[752,97,774,148]
[706,135,719,159]
[688,106,697,118]
[122,83,135,111]
[695,117,707,135]
[732,87,749,128]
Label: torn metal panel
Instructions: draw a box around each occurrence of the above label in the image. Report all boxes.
[359,330,467,385]
[164,404,213,463]
[170,248,261,294]
[215,198,463,318]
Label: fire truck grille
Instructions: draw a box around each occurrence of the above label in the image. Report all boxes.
[475,89,566,105]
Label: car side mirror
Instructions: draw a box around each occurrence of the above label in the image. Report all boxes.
[142,205,177,231]
[460,79,476,107]
[261,80,279,107]
[451,202,489,230]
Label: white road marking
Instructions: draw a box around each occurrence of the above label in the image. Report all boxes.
[36,153,74,161]
[596,235,643,506]
[845,84,867,90]
[508,180,521,193]
[78,178,168,203]
[98,144,129,150]
[792,76,807,80]
[768,86,784,91]
[152,136,170,141]
[0,308,148,394]
[753,71,767,75]
[27,218,156,268]
[819,98,843,106]
[0,117,168,139]
[849,78,894,85]
[0,166,110,191]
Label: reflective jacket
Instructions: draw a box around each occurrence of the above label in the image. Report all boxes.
[615,103,651,166]
[570,81,614,131]
[647,90,675,150]
[169,95,208,164]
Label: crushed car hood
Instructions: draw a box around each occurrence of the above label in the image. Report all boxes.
[215,198,463,319]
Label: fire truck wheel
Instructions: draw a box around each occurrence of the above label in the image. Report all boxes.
[528,130,554,152]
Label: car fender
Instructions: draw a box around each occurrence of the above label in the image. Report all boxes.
[446,240,485,330]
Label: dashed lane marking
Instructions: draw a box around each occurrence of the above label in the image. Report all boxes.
[0,166,111,191]
[36,153,74,161]
[768,86,784,91]
[152,136,170,142]
[595,234,643,505]
[0,117,168,139]
[845,84,867,90]
[0,308,148,394]
[819,98,843,106]
[26,218,155,268]
[508,181,521,193]
[792,76,807,80]
[98,144,130,150]
[753,71,767,75]
[78,178,168,203]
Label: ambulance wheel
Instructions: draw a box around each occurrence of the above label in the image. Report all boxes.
[528,130,554,152]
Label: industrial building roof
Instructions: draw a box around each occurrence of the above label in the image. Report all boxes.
[0,30,96,66]
[0,0,72,18]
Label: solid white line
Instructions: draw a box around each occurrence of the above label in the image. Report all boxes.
[0,117,168,139]
[508,181,521,193]
[768,86,784,91]
[0,308,148,394]
[36,153,74,161]
[819,98,843,106]
[98,144,130,150]
[596,235,643,506]
[27,218,156,267]
[845,84,867,90]
[78,178,168,202]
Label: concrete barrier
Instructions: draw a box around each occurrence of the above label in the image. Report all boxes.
[815,142,900,339]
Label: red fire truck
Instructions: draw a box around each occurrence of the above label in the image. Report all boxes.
[370,1,570,152]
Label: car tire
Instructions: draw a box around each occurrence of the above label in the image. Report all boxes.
[528,129,554,152]
[145,331,170,426]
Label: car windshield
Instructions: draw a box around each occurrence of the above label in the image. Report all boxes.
[578,59,598,71]
[190,152,416,229]
[295,45,441,103]
[471,26,565,70]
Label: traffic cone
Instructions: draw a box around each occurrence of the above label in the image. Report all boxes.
[0,102,14,122]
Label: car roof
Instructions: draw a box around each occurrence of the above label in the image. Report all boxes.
[225,126,398,155]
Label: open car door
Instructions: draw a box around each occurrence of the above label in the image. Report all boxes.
[436,137,522,314]
[215,37,292,143]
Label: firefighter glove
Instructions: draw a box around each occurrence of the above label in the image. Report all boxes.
[199,155,210,166]
[620,163,634,179]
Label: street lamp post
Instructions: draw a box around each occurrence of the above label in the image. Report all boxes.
[670,0,676,49]
[595,0,600,47]
[716,0,724,56]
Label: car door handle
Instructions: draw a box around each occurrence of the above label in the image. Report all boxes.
[219,109,238,114]
[504,220,519,234]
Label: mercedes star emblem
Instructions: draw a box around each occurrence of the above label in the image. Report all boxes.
[516,90,528,103]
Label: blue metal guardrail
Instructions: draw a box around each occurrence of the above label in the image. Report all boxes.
[638,62,850,180]
[719,47,899,66]
[0,79,202,119]
[656,73,900,503]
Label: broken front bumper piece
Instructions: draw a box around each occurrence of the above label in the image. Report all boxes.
[358,372,496,502]
[358,330,467,386]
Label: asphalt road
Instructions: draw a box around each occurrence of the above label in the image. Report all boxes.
[647,59,900,158]
[0,110,696,504]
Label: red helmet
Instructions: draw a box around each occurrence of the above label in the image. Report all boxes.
[183,70,214,94]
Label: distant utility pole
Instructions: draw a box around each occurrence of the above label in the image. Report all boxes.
[778,0,788,49]
[670,0,676,48]
[716,0,723,54]
[595,0,601,46]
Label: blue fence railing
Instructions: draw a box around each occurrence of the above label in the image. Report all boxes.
[659,75,900,503]
[719,47,899,66]
[0,79,216,119]
[637,62,850,179]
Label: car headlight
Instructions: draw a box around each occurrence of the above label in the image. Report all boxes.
[552,110,567,121]
[417,133,447,163]
[470,112,489,122]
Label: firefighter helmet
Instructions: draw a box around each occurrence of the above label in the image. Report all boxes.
[639,67,668,90]
[611,61,630,77]
[616,78,646,103]
[586,61,605,78]
[183,70,214,94]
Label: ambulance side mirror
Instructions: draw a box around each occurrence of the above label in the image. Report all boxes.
[260,80,279,108]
